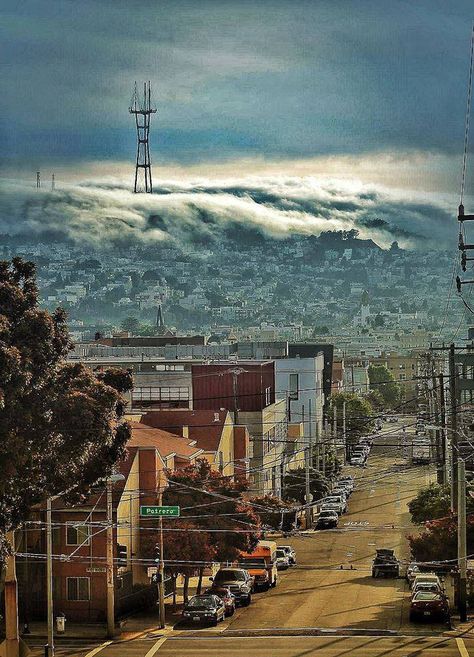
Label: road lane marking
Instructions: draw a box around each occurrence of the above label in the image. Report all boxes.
[84,641,112,657]
[456,638,470,657]
[145,636,168,657]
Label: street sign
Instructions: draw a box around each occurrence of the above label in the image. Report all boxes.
[147,566,158,577]
[140,505,180,517]
[86,567,106,573]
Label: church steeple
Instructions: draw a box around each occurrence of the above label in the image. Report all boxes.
[156,303,165,331]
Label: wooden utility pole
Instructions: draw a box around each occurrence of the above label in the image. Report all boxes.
[458,459,467,622]
[0,532,29,657]
[438,373,448,486]
[449,344,458,512]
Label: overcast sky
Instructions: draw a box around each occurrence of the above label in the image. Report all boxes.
[2,0,473,176]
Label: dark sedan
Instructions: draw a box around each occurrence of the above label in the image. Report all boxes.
[182,594,226,626]
[409,591,449,622]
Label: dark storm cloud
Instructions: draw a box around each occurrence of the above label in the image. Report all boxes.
[0,176,454,250]
[1,0,472,165]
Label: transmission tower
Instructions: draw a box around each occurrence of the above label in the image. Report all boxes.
[129,81,157,193]
[36,171,41,189]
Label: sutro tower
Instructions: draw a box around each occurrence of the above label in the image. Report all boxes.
[129,81,157,193]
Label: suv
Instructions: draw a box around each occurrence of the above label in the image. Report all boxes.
[322,496,346,514]
[372,548,400,578]
[210,568,253,606]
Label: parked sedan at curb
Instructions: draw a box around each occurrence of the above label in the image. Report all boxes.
[182,594,226,626]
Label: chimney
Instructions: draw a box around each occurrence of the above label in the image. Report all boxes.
[182,426,189,438]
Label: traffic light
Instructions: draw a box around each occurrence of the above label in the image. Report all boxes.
[154,544,160,563]
[117,543,127,565]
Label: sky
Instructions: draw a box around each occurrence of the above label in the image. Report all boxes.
[1,0,473,249]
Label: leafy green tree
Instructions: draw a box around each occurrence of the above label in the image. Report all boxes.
[0,258,132,556]
[283,467,329,504]
[121,315,141,334]
[372,314,385,327]
[329,392,374,446]
[408,483,474,524]
[368,365,401,408]
[249,495,295,531]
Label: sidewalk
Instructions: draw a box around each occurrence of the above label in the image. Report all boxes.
[23,576,204,641]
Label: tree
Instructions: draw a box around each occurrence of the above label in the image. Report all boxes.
[282,467,329,504]
[372,314,385,328]
[408,514,474,563]
[140,522,216,604]
[121,316,141,334]
[329,392,374,446]
[408,483,474,525]
[249,495,296,531]
[158,460,260,596]
[368,365,401,408]
[0,258,132,556]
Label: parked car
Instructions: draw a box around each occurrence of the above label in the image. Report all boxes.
[316,510,339,529]
[182,594,226,625]
[409,591,449,622]
[387,416,399,423]
[332,487,349,501]
[412,581,443,596]
[406,563,420,585]
[320,502,342,516]
[411,573,442,591]
[338,476,354,491]
[279,545,297,565]
[350,454,364,466]
[210,568,253,606]
[204,586,236,616]
[372,548,400,578]
[322,495,346,514]
[275,548,290,570]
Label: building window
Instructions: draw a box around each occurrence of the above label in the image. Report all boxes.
[67,577,90,601]
[66,523,90,546]
[289,373,299,400]
[132,386,190,408]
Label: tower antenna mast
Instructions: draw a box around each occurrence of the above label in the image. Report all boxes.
[129,81,157,193]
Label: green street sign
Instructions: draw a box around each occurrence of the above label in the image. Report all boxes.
[140,505,180,517]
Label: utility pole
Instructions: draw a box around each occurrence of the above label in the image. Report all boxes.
[303,405,311,529]
[106,479,115,638]
[157,471,166,629]
[3,531,20,657]
[36,171,40,189]
[449,343,458,512]
[322,418,327,477]
[458,459,467,622]
[46,497,54,657]
[343,401,347,463]
[438,373,448,486]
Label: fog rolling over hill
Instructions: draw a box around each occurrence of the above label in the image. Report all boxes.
[0,176,455,252]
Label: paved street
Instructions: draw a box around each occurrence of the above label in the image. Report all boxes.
[25,421,471,657]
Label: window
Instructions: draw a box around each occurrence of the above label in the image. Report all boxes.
[289,373,299,400]
[132,386,190,408]
[67,577,90,601]
[66,523,90,546]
